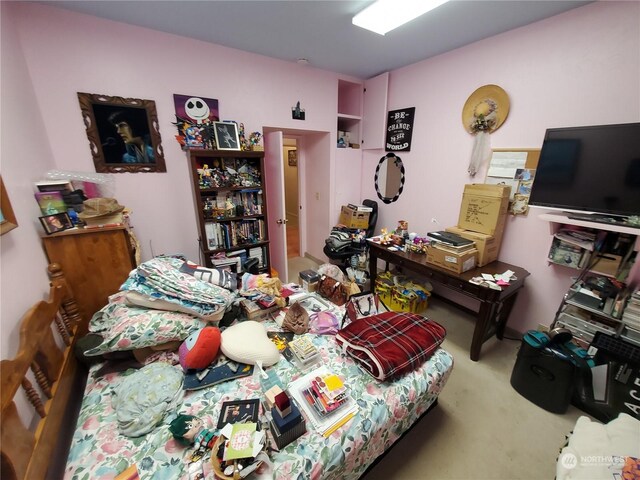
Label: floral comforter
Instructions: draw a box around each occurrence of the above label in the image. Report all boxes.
[65,321,454,480]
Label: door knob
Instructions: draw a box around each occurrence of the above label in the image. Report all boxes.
[276,219,288,224]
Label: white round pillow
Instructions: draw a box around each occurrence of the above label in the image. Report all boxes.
[221,320,280,366]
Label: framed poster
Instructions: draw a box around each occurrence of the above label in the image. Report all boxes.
[385,107,415,152]
[77,92,166,173]
[213,122,241,151]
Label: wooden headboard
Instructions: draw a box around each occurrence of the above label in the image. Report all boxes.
[1,264,84,480]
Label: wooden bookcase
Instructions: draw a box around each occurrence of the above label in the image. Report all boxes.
[187,149,270,271]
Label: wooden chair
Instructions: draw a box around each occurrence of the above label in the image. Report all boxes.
[1,264,84,480]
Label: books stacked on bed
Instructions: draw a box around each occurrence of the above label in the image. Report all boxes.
[288,365,357,437]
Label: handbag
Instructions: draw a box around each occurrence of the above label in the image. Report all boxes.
[317,275,348,306]
[344,291,380,327]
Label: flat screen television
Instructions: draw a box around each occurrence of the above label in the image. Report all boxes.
[529,122,640,220]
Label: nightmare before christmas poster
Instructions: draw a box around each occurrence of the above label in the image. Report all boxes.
[173,94,220,148]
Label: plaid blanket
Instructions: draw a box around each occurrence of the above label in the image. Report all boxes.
[335,311,446,381]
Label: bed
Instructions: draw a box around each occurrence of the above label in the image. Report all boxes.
[2,260,454,480]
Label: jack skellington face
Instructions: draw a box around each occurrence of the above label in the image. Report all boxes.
[184,97,210,123]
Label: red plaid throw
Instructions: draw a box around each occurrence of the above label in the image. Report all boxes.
[335,311,446,381]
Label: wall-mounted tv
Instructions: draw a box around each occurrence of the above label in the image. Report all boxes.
[529,122,640,219]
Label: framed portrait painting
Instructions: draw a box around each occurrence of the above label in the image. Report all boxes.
[77,92,166,173]
[213,121,241,151]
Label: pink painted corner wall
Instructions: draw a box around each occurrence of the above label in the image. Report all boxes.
[1,2,350,359]
[361,1,640,332]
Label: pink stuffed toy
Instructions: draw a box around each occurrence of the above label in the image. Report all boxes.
[178,327,221,370]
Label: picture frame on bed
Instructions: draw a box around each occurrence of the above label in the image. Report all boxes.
[217,398,260,429]
[77,92,166,173]
[294,294,331,315]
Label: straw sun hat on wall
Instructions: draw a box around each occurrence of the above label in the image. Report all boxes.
[462,84,510,176]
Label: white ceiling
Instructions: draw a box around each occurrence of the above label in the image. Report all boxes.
[44,0,592,79]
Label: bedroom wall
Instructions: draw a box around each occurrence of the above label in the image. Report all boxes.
[0,2,356,358]
[361,1,640,332]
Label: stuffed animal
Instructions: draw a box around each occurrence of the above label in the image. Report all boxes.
[178,326,221,371]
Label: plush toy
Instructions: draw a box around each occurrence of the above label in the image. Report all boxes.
[170,414,217,450]
[178,326,221,371]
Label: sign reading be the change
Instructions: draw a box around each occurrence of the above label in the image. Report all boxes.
[385,107,415,152]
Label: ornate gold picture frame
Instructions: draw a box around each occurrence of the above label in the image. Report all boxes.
[78,92,166,173]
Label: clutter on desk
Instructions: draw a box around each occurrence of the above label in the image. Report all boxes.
[469,269,516,290]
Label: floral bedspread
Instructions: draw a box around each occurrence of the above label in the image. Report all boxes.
[65,321,454,480]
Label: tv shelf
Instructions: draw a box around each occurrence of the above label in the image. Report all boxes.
[539,212,640,238]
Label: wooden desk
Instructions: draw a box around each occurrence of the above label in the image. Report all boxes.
[368,241,530,361]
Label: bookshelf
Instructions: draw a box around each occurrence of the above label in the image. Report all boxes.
[187,149,270,271]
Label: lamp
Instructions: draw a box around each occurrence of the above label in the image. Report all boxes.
[352,0,449,35]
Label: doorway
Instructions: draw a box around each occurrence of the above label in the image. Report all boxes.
[263,128,332,283]
[283,138,300,259]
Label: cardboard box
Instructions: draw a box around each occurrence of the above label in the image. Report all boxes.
[339,205,370,229]
[445,226,503,267]
[457,184,510,235]
[426,245,478,274]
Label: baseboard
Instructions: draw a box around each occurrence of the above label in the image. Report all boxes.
[304,252,323,265]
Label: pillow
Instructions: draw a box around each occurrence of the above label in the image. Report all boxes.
[221,321,280,366]
[179,261,238,291]
[124,291,225,322]
[112,362,184,437]
[86,301,206,356]
[178,327,221,370]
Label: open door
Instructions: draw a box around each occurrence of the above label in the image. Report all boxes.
[264,131,288,282]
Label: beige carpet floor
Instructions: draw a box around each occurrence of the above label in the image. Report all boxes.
[287,256,588,480]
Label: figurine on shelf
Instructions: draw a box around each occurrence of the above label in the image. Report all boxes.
[238,123,251,151]
[249,131,263,151]
[198,164,212,188]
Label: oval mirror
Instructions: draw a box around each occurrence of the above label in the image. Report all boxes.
[374,153,405,204]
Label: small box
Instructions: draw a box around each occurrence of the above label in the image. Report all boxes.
[299,269,320,292]
[426,245,478,274]
[269,415,306,449]
[271,402,301,434]
[445,226,503,267]
[457,184,510,235]
[339,205,370,229]
[591,254,623,277]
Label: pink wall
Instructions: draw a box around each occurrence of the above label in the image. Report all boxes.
[0,2,350,359]
[1,1,639,363]
[362,1,640,330]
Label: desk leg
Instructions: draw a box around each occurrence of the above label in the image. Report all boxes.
[471,301,495,362]
[369,250,378,291]
[496,292,519,340]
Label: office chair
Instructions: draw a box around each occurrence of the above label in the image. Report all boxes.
[323,199,378,269]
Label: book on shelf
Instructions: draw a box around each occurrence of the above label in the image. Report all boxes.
[548,237,587,269]
[554,228,597,251]
[287,365,357,437]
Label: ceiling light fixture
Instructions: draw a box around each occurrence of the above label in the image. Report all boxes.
[352,0,449,36]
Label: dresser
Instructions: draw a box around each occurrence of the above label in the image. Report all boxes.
[41,226,136,332]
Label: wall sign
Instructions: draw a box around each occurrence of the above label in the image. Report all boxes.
[385,107,415,152]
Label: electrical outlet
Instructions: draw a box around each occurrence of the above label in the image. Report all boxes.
[537,323,550,333]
